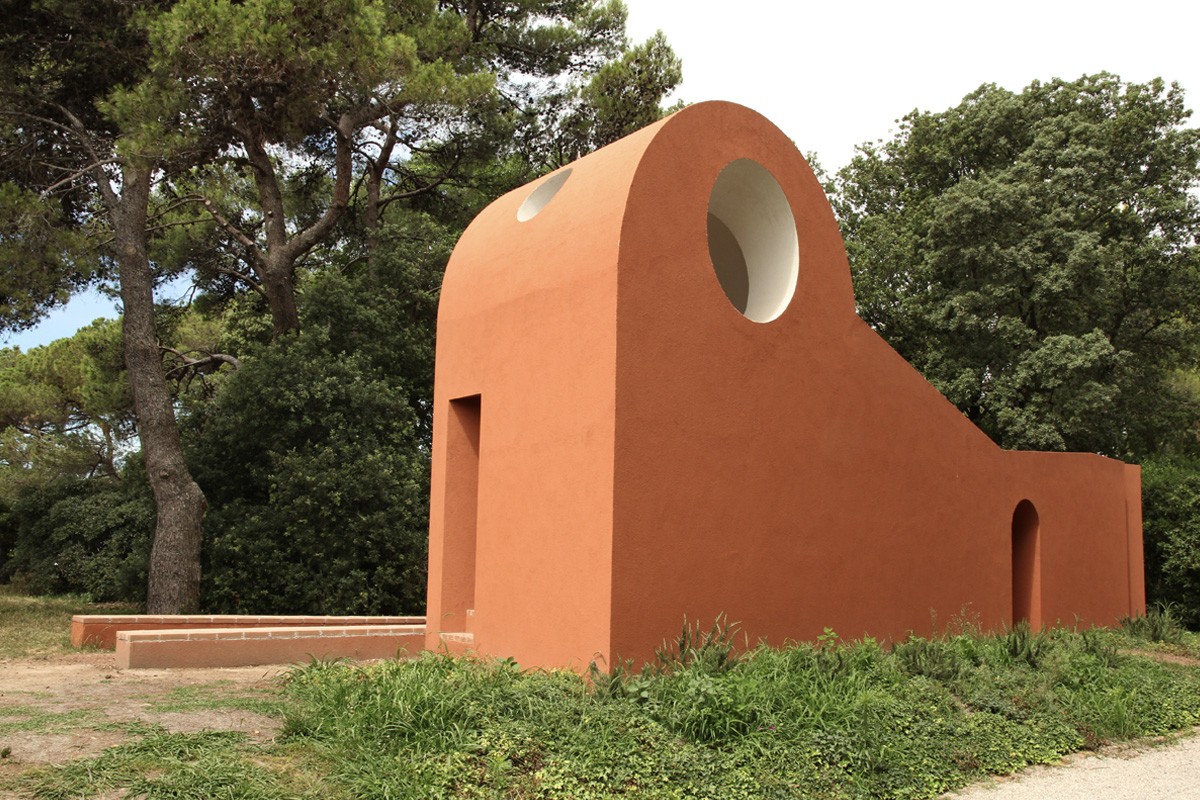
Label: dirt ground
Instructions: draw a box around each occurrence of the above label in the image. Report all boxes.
[0,650,286,795]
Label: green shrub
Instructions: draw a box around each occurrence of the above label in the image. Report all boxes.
[1121,604,1187,644]
[181,263,436,616]
[0,473,153,602]
[1141,457,1200,629]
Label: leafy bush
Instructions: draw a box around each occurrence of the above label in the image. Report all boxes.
[0,473,153,602]
[187,268,434,615]
[1140,457,1200,629]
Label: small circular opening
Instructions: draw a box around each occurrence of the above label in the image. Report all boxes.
[706,159,799,322]
[517,168,573,222]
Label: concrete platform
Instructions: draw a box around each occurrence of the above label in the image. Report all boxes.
[72,614,425,649]
[115,624,427,669]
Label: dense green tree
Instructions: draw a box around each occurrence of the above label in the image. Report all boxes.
[834,74,1200,458]
[0,185,95,333]
[353,0,632,251]
[0,468,154,601]
[146,0,678,337]
[0,0,213,613]
[2,0,679,613]
[516,30,682,170]
[186,250,440,613]
[1141,457,1200,628]
[0,319,131,492]
[142,0,492,337]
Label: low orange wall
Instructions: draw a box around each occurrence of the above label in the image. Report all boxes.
[115,625,426,669]
[72,614,426,650]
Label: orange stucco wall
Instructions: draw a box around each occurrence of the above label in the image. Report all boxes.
[426,101,1145,671]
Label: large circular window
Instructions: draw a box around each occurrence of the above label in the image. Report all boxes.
[706,159,799,322]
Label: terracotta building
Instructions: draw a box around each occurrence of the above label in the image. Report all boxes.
[424,101,1145,671]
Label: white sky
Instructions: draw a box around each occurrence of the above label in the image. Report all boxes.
[624,0,1200,173]
[6,0,1199,350]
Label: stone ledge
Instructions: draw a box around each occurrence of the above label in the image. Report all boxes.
[71,614,426,649]
[115,624,427,669]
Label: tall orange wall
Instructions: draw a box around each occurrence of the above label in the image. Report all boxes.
[426,101,1144,671]
[426,125,666,669]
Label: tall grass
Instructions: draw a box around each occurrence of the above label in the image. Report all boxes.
[277,623,1200,800]
[1121,603,1189,645]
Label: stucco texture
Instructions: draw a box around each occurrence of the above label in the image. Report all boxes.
[425,101,1144,671]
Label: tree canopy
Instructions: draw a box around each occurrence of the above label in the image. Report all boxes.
[835,74,1200,459]
[0,320,130,490]
[0,0,681,613]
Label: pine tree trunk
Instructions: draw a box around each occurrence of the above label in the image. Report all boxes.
[113,162,207,614]
[261,260,301,338]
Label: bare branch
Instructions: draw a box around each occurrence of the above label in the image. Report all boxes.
[46,101,122,210]
[147,193,207,223]
[38,158,121,197]
[285,118,354,259]
[214,264,267,298]
[0,108,84,141]
[236,119,290,251]
[180,192,261,255]
[161,344,242,377]
[379,171,455,205]
[145,217,209,235]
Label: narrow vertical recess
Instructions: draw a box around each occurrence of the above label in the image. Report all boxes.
[1012,499,1041,628]
[442,395,481,629]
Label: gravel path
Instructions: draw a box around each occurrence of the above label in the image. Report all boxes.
[946,730,1200,799]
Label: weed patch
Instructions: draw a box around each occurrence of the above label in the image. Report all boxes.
[9,618,1200,799]
[273,625,1200,799]
[0,586,136,658]
[146,683,287,718]
[1121,604,1189,646]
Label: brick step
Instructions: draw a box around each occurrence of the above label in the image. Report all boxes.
[116,624,427,669]
[72,614,426,650]
[438,631,475,657]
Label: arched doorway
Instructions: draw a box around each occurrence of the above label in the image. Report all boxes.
[1012,499,1041,628]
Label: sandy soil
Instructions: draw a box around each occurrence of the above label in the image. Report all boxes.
[0,650,285,795]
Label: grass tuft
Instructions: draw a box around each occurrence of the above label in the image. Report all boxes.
[1121,603,1188,645]
[146,683,287,717]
